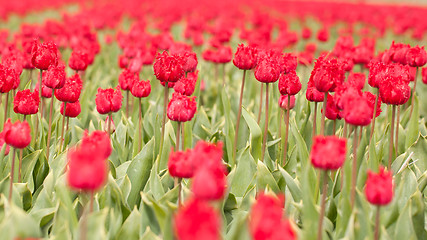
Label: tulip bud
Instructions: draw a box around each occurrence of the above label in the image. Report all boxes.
[167,93,197,122]
[310,136,346,170]
[365,166,393,206]
[3,119,31,149]
[13,89,40,115]
[103,116,116,134]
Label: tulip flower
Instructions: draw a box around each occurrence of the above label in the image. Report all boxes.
[278,70,301,166]
[168,149,194,179]
[174,198,221,240]
[3,119,31,202]
[310,135,346,240]
[119,68,139,117]
[306,79,325,137]
[12,89,39,179]
[249,192,296,240]
[173,71,197,96]
[406,46,427,117]
[255,50,281,162]
[232,44,257,161]
[153,51,185,163]
[167,92,197,151]
[192,163,227,201]
[95,86,123,138]
[131,79,151,150]
[13,89,39,116]
[0,64,19,125]
[69,49,89,72]
[59,101,81,150]
[365,166,393,240]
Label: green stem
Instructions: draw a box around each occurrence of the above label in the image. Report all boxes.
[8,148,16,202]
[261,83,269,162]
[46,89,54,161]
[233,70,246,162]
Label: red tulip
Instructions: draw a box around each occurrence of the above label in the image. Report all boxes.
[311,57,345,92]
[167,93,197,122]
[317,27,329,42]
[365,166,393,205]
[323,93,341,120]
[310,135,346,170]
[60,101,81,118]
[406,46,427,67]
[249,192,296,240]
[306,79,325,102]
[67,146,108,191]
[278,71,301,95]
[254,51,280,83]
[174,71,198,96]
[347,72,365,90]
[31,40,58,70]
[192,163,227,201]
[3,119,31,149]
[180,51,198,73]
[168,149,194,178]
[54,74,82,103]
[80,130,112,160]
[13,89,40,115]
[35,80,52,98]
[422,67,427,84]
[363,92,382,118]
[379,76,411,106]
[278,95,296,110]
[153,51,184,84]
[282,53,298,74]
[0,131,10,155]
[119,69,138,91]
[43,63,66,89]
[342,93,373,126]
[302,27,311,39]
[190,141,223,170]
[0,64,17,93]
[174,198,221,240]
[95,86,123,114]
[233,44,257,70]
[131,79,151,98]
[368,60,387,88]
[69,49,89,71]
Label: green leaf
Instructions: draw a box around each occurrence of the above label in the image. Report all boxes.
[256,160,280,193]
[116,207,141,239]
[127,138,154,207]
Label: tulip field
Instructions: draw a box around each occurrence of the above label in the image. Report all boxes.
[1,0,427,239]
